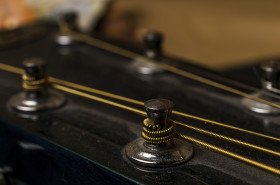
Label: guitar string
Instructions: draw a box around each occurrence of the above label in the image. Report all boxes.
[60,22,280,102]
[1,25,279,176]
[63,30,280,110]
[1,62,280,143]
[49,77,280,143]
[1,64,280,176]
[52,84,280,157]
[178,134,280,176]
[52,84,280,176]
[4,62,280,158]
[170,62,280,101]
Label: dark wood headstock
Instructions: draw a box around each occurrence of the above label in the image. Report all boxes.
[0,23,280,185]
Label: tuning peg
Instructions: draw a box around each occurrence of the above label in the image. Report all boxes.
[22,58,48,99]
[61,12,80,32]
[55,12,79,45]
[8,58,66,113]
[144,99,173,129]
[259,60,280,94]
[129,31,164,75]
[241,60,280,114]
[125,99,193,167]
[23,58,46,77]
[143,31,163,60]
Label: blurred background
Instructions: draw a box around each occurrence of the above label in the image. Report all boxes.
[1,0,280,70]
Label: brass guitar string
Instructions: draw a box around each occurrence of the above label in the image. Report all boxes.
[52,84,280,176]
[178,134,280,176]
[174,121,280,157]
[1,62,280,143]
[184,64,280,101]
[1,64,280,175]
[1,62,280,144]
[48,78,280,142]
[3,62,280,156]
[52,84,280,157]
[63,30,280,110]
[60,21,280,102]
[4,61,280,157]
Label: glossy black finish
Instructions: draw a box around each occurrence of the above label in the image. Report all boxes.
[0,24,280,184]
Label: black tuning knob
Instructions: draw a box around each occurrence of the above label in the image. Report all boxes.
[260,60,280,93]
[143,31,163,60]
[23,58,46,79]
[61,12,79,32]
[22,58,48,99]
[241,60,280,114]
[144,99,173,129]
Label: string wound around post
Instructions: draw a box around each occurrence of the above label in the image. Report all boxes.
[124,99,193,167]
[8,58,66,113]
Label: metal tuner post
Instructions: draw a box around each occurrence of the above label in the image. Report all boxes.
[125,99,193,167]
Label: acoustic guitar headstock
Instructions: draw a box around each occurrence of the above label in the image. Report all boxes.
[0,20,280,185]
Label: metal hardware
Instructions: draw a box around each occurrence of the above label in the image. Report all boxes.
[125,99,193,167]
[8,58,66,112]
[130,32,163,74]
[55,12,79,45]
[143,32,163,60]
[242,60,280,114]
[260,60,280,94]
[60,12,80,32]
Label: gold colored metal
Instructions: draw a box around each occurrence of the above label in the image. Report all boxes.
[49,77,280,142]
[53,81,280,174]
[49,77,144,105]
[174,121,280,157]
[60,30,280,110]
[173,111,280,142]
[22,74,48,90]
[1,63,280,143]
[178,133,280,176]
[141,118,176,144]
[1,63,280,175]
[0,63,24,74]
[143,119,175,137]
[52,84,280,159]
[52,84,147,117]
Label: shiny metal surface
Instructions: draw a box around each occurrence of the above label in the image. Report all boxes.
[129,32,163,75]
[144,99,173,129]
[242,60,280,114]
[130,58,162,75]
[260,60,280,94]
[2,24,280,184]
[262,81,280,94]
[241,92,280,114]
[125,138,193,167]
[7,59,66,112]
[143,32,163,60]
[8,89,66,112]
[125,99,193,167]
[55,34,74,46]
